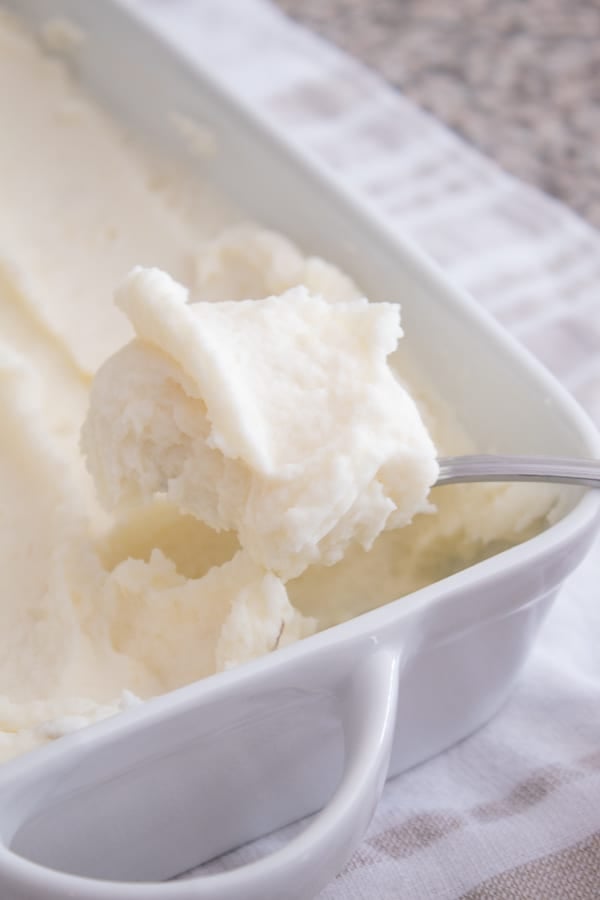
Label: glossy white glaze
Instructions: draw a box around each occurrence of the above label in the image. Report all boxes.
[0,1,598,898]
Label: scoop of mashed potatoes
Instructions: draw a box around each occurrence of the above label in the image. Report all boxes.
[82,267,439,581]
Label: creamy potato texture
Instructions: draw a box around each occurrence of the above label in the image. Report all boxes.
[0,11,560,761]
[82,270,439,579]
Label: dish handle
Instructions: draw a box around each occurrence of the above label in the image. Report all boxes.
[183,647,400,900]
[0,647,399,900]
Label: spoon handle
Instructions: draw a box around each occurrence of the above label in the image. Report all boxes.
[436,455,600,488]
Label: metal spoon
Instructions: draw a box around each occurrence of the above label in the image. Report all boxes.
[435,455,600,488]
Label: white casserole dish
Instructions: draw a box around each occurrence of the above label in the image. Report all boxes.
[0,2,599,898]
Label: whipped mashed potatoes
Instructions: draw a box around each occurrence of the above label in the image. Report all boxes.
[0,10,560,762]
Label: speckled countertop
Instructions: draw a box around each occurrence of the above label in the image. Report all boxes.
[273,0,600,228]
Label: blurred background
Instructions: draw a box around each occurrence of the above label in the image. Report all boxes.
[275,0,600,228]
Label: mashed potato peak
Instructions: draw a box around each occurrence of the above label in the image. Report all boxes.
[82,268,439,580]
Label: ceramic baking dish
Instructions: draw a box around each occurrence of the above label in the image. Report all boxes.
[0,2,599,898]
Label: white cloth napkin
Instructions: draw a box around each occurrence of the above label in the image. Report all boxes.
[133,2,600,896]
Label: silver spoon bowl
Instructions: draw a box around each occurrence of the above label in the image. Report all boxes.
[436,455,600,488]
